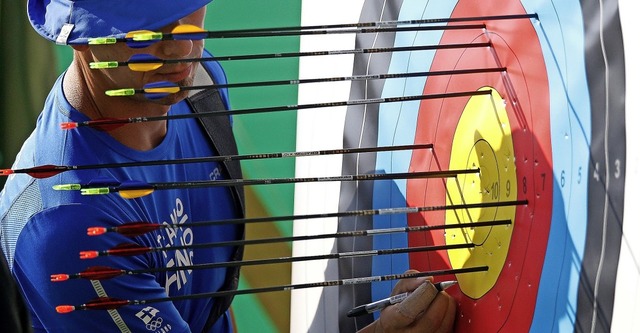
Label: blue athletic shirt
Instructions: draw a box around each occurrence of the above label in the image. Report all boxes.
[0,55,241,333]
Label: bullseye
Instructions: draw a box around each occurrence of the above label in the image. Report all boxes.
[445,87,517,299]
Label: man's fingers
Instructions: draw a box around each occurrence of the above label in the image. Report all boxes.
[434,293,457,333]
[418,292,456,333]
[375,281,457,333]
[395,281,439,322]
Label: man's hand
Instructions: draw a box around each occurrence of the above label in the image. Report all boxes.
[357,270,457,333]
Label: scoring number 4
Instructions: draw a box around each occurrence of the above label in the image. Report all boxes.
[592,160,622,182]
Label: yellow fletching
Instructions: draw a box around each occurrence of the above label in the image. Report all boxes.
[144,86,180,94]
[128,63,163,72]
[172,24,206,34]
[125,30,154,39]
[119,189,154,199]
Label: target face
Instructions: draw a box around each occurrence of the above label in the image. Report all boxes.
[292,0,626,332]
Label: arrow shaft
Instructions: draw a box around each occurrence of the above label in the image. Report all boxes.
[96,220,511,257]
[192,23,485,39]
[73,89,492,128]
[147,243,474,273]
[96,200,527,237]
[145,67,506,92]
[70,266,488,311]
[123,42,490,66]
[10,144,432,178]
[109,169,480,193]
[155,13,536,40]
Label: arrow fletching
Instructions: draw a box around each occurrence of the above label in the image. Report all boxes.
[124,30,156,48]
[61,118,127,132]
[105,88,136,97]
[127,54,163,72]
[170,24,208,40]
[132,24,207,42]
[88,222,164,237]
[56,297,132,313]
[51,266,126,283]
[142,81,180,99]
[80,243,151,259]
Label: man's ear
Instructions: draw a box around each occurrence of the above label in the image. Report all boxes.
[70,44,90,52]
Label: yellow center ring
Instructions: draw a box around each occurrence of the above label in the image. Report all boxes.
[445,87,518,299]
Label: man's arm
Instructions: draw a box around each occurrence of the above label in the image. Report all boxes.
[12,204,192,333]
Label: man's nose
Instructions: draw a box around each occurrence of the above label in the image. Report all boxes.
[157,38,194,59]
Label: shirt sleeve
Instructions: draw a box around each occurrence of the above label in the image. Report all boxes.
[12,203,191,333]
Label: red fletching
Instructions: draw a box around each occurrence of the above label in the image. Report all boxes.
[107,243,152,256]
[26,165,66,179]
[88,222,163,237]
[1,165,65,179]
[78,266,125,280]
[61,118,126,132]
[115,222,164,237]
[84,297,130,310]
[87,118,127,132]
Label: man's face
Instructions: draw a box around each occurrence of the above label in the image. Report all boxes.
[85,7,207,106]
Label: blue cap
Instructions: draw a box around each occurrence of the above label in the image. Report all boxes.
[27,0,213,44]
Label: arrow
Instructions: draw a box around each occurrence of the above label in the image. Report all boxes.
[81,219,512,258]
[1,143,431,179]
[105,67,506,99]
[85,13,537,47]
[129,23,486,44]
[53,243,477,282]
[53,168,480,199]
[89,42,491,71]
[88,200,526,237]
[55,266,488,313]
[61,89,492,131]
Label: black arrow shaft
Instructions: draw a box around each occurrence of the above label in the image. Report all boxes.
[78,90,492,128]
[163,67,506,91]
[118,168,480,192]
[74,266,489,310]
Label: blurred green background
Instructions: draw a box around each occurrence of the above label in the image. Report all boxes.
[1,1,300,332]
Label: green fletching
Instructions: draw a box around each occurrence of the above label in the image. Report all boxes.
[90,61,119,69]
[106,89,136,97]
[81,188,111,195]
[53,184,82,191]
[132,32,163,41]
[88,37,117,45]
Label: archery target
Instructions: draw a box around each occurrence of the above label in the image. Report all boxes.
[292,0,626,332]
